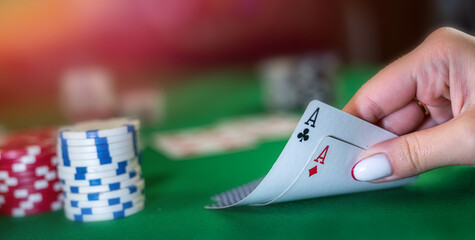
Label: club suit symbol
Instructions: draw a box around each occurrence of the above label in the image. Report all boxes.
[297,128,310,142]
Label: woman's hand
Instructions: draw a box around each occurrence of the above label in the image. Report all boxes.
[345,27,475,182]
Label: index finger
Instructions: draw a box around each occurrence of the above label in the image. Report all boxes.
[343,50,419,123]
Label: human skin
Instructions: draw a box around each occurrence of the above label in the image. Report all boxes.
[345,27,475,182]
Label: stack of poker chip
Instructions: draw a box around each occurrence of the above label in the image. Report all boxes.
[0,129,63,217]
[57,118,145,222]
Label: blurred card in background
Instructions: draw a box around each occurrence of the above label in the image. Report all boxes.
[154,114,299,159]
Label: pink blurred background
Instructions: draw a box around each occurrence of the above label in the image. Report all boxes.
[0,0,473,128]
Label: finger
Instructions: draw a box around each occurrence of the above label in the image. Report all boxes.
[342,57,417,123]
[351,108,475,182]
[342,32,454,124]
[425,103,454,124]
[377,100,426,135]
[415,117,438,131]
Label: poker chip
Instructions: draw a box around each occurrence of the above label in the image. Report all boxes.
[59,149,137,161]
[0,128,56,160]
[65,201,144,222]
[57,159,137,174]
[65,186,144,208]
[0,176,60,192]
[59,153,139,167]
[0,156,56,173]
[64,195,145,215]
[60,169,141,187]
[58,118,145,222]
[0,193,63,217]
[0,181,61,199]
[62,174,142,194]
[59,118,140,139]
[0,169,57,186]
[60,133,138,147]
[0,128,63,217]
[63,141,135,154]
[58,164,140,181]
[63,180,144,201]
[0,151,56,164]
[0,165,56,179]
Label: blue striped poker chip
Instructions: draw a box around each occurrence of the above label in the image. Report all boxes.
[57,159,137,174]
[59,146,137,161]
[62,140,134,154]
[60,169,142,187]
[58,164,139,181]
[63,180,145,201]
[62,175,142,194]
[65,202,145,222]
[59,134,138,160]
[66,188,145,208]
[58,151,137,167]
[59,118,140,140]
[65,195,145,215]
[59,132,138,147]
[58,118,146,222]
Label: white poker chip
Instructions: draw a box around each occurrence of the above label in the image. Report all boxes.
[59,118,140,140]
[58,118,144,222]
[58,146,136,160]
[60,169,141,187]
[63,180,145,201]
[64,202,144,222]
[57,158,138,174]
[62,140,135,154]
[61,175,142,194]
[60,133,138,147]
[58,164,140,181]
[57,153,138,167]
[65,188,144,208]
[64,195,144,215]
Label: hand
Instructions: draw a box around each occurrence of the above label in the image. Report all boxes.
[344,27,475,182]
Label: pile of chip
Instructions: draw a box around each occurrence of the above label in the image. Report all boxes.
[0,129,63,217]
[57,118,145,222]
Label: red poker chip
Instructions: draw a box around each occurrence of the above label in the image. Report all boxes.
[0,128,62,217]
[0,192,62,209]
[0,192,62,206]
[0,172,59,186]
[0,175,60,191]
[0,180,62,199]
[0,151,56,165]
[0,128,57,160]
[0,158,57,174]
[0,164,57,179]
[0,169,57,183]
[0,198,62,217]
[0,174,57,186]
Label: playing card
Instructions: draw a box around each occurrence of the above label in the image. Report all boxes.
[206,100,417,209]
[154,114,299,159]
[263,136,416,204]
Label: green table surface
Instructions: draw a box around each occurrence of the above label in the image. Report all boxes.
[1,66,474,240]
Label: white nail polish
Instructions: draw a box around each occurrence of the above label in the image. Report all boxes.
[352,154,392,182]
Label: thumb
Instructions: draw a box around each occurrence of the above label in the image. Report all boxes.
[351,108,475,182]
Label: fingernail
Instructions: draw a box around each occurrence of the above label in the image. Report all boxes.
[351,154,392,182]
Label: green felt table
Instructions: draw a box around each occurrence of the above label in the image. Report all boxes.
[1,66,474,240]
